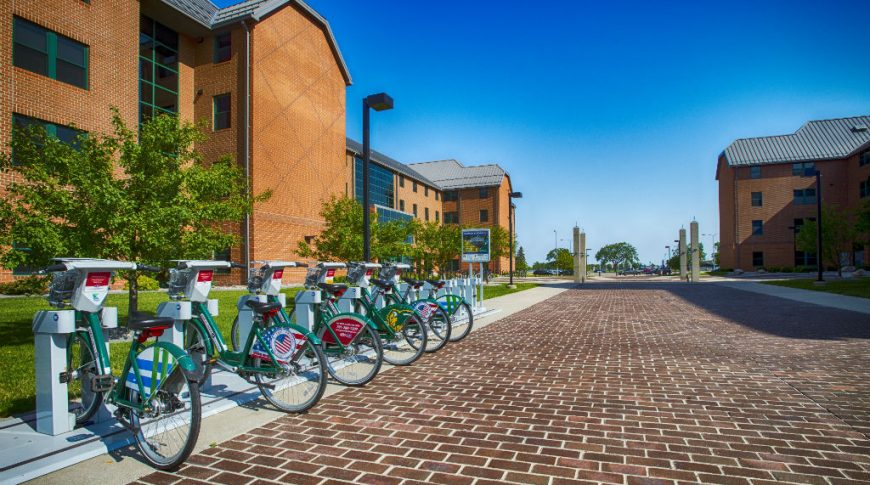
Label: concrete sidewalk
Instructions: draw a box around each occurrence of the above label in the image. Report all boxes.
[715,279,870,315]
[29,282,570,485]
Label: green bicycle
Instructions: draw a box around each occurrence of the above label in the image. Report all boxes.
[46,258,200,470]
[375,263,452,352]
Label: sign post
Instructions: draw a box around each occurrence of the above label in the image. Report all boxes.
[461,229,490,310]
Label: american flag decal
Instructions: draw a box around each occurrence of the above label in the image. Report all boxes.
[414,301,438,321]
[251,326,304,364]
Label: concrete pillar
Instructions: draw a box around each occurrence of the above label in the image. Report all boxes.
[573,227,582,283]
[690,221,701,282]
[679,228,687,281]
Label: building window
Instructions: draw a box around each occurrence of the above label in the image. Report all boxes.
[354,157,394,209]
[12,114,84,165]
[399,175,404,188]
[425,186,429,197]
[443,191,458,201]
[752,251,764,268]
[399,199,405,211]
[425,207,429,221]
[213,32,231,63]
[412,204,418,217]
[435,192,440,201]
[751,192,762,207]
[860,179,870,199]
[480,209,489,222]
[13,17,89,89]
[444,212,459,224]
[412,181,418,193]
[793,188,817,205]
[861,151,870,167]
[479,188,488,198]
[750,166,761,179]
[139,15,179,124]
[792,162,815,176]
[752,220,763,235]
[213,94,231,130]
[435,211,439,222]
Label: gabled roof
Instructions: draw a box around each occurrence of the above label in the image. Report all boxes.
[346,139,439,188]
[408,159,507,190]
[724,115,870,166]
[159,0,351,84]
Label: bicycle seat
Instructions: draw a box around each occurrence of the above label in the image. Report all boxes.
[245,300,282,313]
[426,279,445,288]
[370,278,392,289]
[128,312,174,330]
[317,283,348,297]
[402,277,423,288]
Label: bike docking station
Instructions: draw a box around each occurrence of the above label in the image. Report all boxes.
[342,262,381,314]
[2,259,149,483]
[294,262,345,332]
[235,260,296,348]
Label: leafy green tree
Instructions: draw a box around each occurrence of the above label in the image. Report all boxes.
[595,242,639,270]
[413,221,461,276]
[0,110,263,309]
[515,246,529,274]
[796,207,857,276]
[546,248,573,273]
[296,195,414,263]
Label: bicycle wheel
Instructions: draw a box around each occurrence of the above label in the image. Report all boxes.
[323,324,383,386]
[230,316,241,351]
[382,312,427,366]
[448,301,474,342]
[253,338,327,412]
[129,368,201,470]
[67,333,104,425]
[182,321,212,386]
[423,304,451,353]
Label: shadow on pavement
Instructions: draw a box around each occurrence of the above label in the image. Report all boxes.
[573,280,870,341]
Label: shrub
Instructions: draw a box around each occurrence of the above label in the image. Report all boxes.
[123,274,160,291]
[0,276,49,295]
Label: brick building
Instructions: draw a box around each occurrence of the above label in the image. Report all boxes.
[717,115,870,271]
[409,159,515,274]
[1,0,352,283]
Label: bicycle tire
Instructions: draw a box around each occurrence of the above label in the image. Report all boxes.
[448,301,474,342]
[323,324,383,386]
[422,303,451,353]
[182,321,213,386]
[382,312,427,366]
[67,332,104,425]
[253,337,327,413]
[230,315,242,351]
[130,366,201,470]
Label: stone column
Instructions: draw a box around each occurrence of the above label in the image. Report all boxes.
[573,226,586,284]
[679,228,687,281]
[690,221,701,282]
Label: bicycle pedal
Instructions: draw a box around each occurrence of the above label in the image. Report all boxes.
[91,374,114,392]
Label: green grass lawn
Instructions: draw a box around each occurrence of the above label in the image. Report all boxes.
[762,277,870,299]
[0,288,300,418]
[482,282,538,300]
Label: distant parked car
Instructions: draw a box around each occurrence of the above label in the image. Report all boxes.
[533,269,551,276]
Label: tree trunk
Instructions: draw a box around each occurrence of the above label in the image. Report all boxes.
[128,272,138,318]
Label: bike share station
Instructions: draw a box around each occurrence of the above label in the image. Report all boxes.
[1,246,500,482]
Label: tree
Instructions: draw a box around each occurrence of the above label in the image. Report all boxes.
[667,243,705,270]
[546,248,573,273]
[796,207,857,276]
[515,246,529,274]
[295,196,414,263]
[413,221,460,276]
[0,110,264,310]
[595,242,639,270]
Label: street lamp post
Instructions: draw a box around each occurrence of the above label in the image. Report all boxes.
[508,192,523,287]
[553,229,558,275]
[802,168,824,282]
[362,93,394,262]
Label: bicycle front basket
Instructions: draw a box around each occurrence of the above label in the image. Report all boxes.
[346,263,366,285]
[47,270,77,308]
[379,265,398,281]
[167,268,192,299]
[303,267,321,288]
[247,268,265,294]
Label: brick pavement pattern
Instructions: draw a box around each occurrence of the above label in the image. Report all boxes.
[135,282,870,485]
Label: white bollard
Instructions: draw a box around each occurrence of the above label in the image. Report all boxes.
[337,287,361,313]
[33,310,76,436]
[156,301,192,348]
[295,290,321,332]
[235,295,266,347]
[94,307,119,423]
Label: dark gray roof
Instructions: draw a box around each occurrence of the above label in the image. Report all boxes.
[408,159,507,190]
[724,115,870,166]
[346,138,439,188]
[159,0,351,84]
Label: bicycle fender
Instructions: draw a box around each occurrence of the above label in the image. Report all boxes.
[331,312,379,331]
[187,318,216,357]
[149,341,197,373]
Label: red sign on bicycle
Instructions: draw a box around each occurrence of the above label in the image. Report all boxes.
[321,316,366,345]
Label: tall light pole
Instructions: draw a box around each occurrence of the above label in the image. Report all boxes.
[553,229,558,275]
[508,192,522,287]
[801,168,824,282]
[362,93,393,262]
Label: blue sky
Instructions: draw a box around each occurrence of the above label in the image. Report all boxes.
[216,0,870,264]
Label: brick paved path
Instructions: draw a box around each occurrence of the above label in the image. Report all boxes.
[136,282,870,485]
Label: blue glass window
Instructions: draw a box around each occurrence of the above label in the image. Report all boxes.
[354,157,394,209]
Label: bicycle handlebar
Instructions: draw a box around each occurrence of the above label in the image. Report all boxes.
[296,262,309,268]
[135,264,161,273]
[38,263,68,274]
[231,262,246,269]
